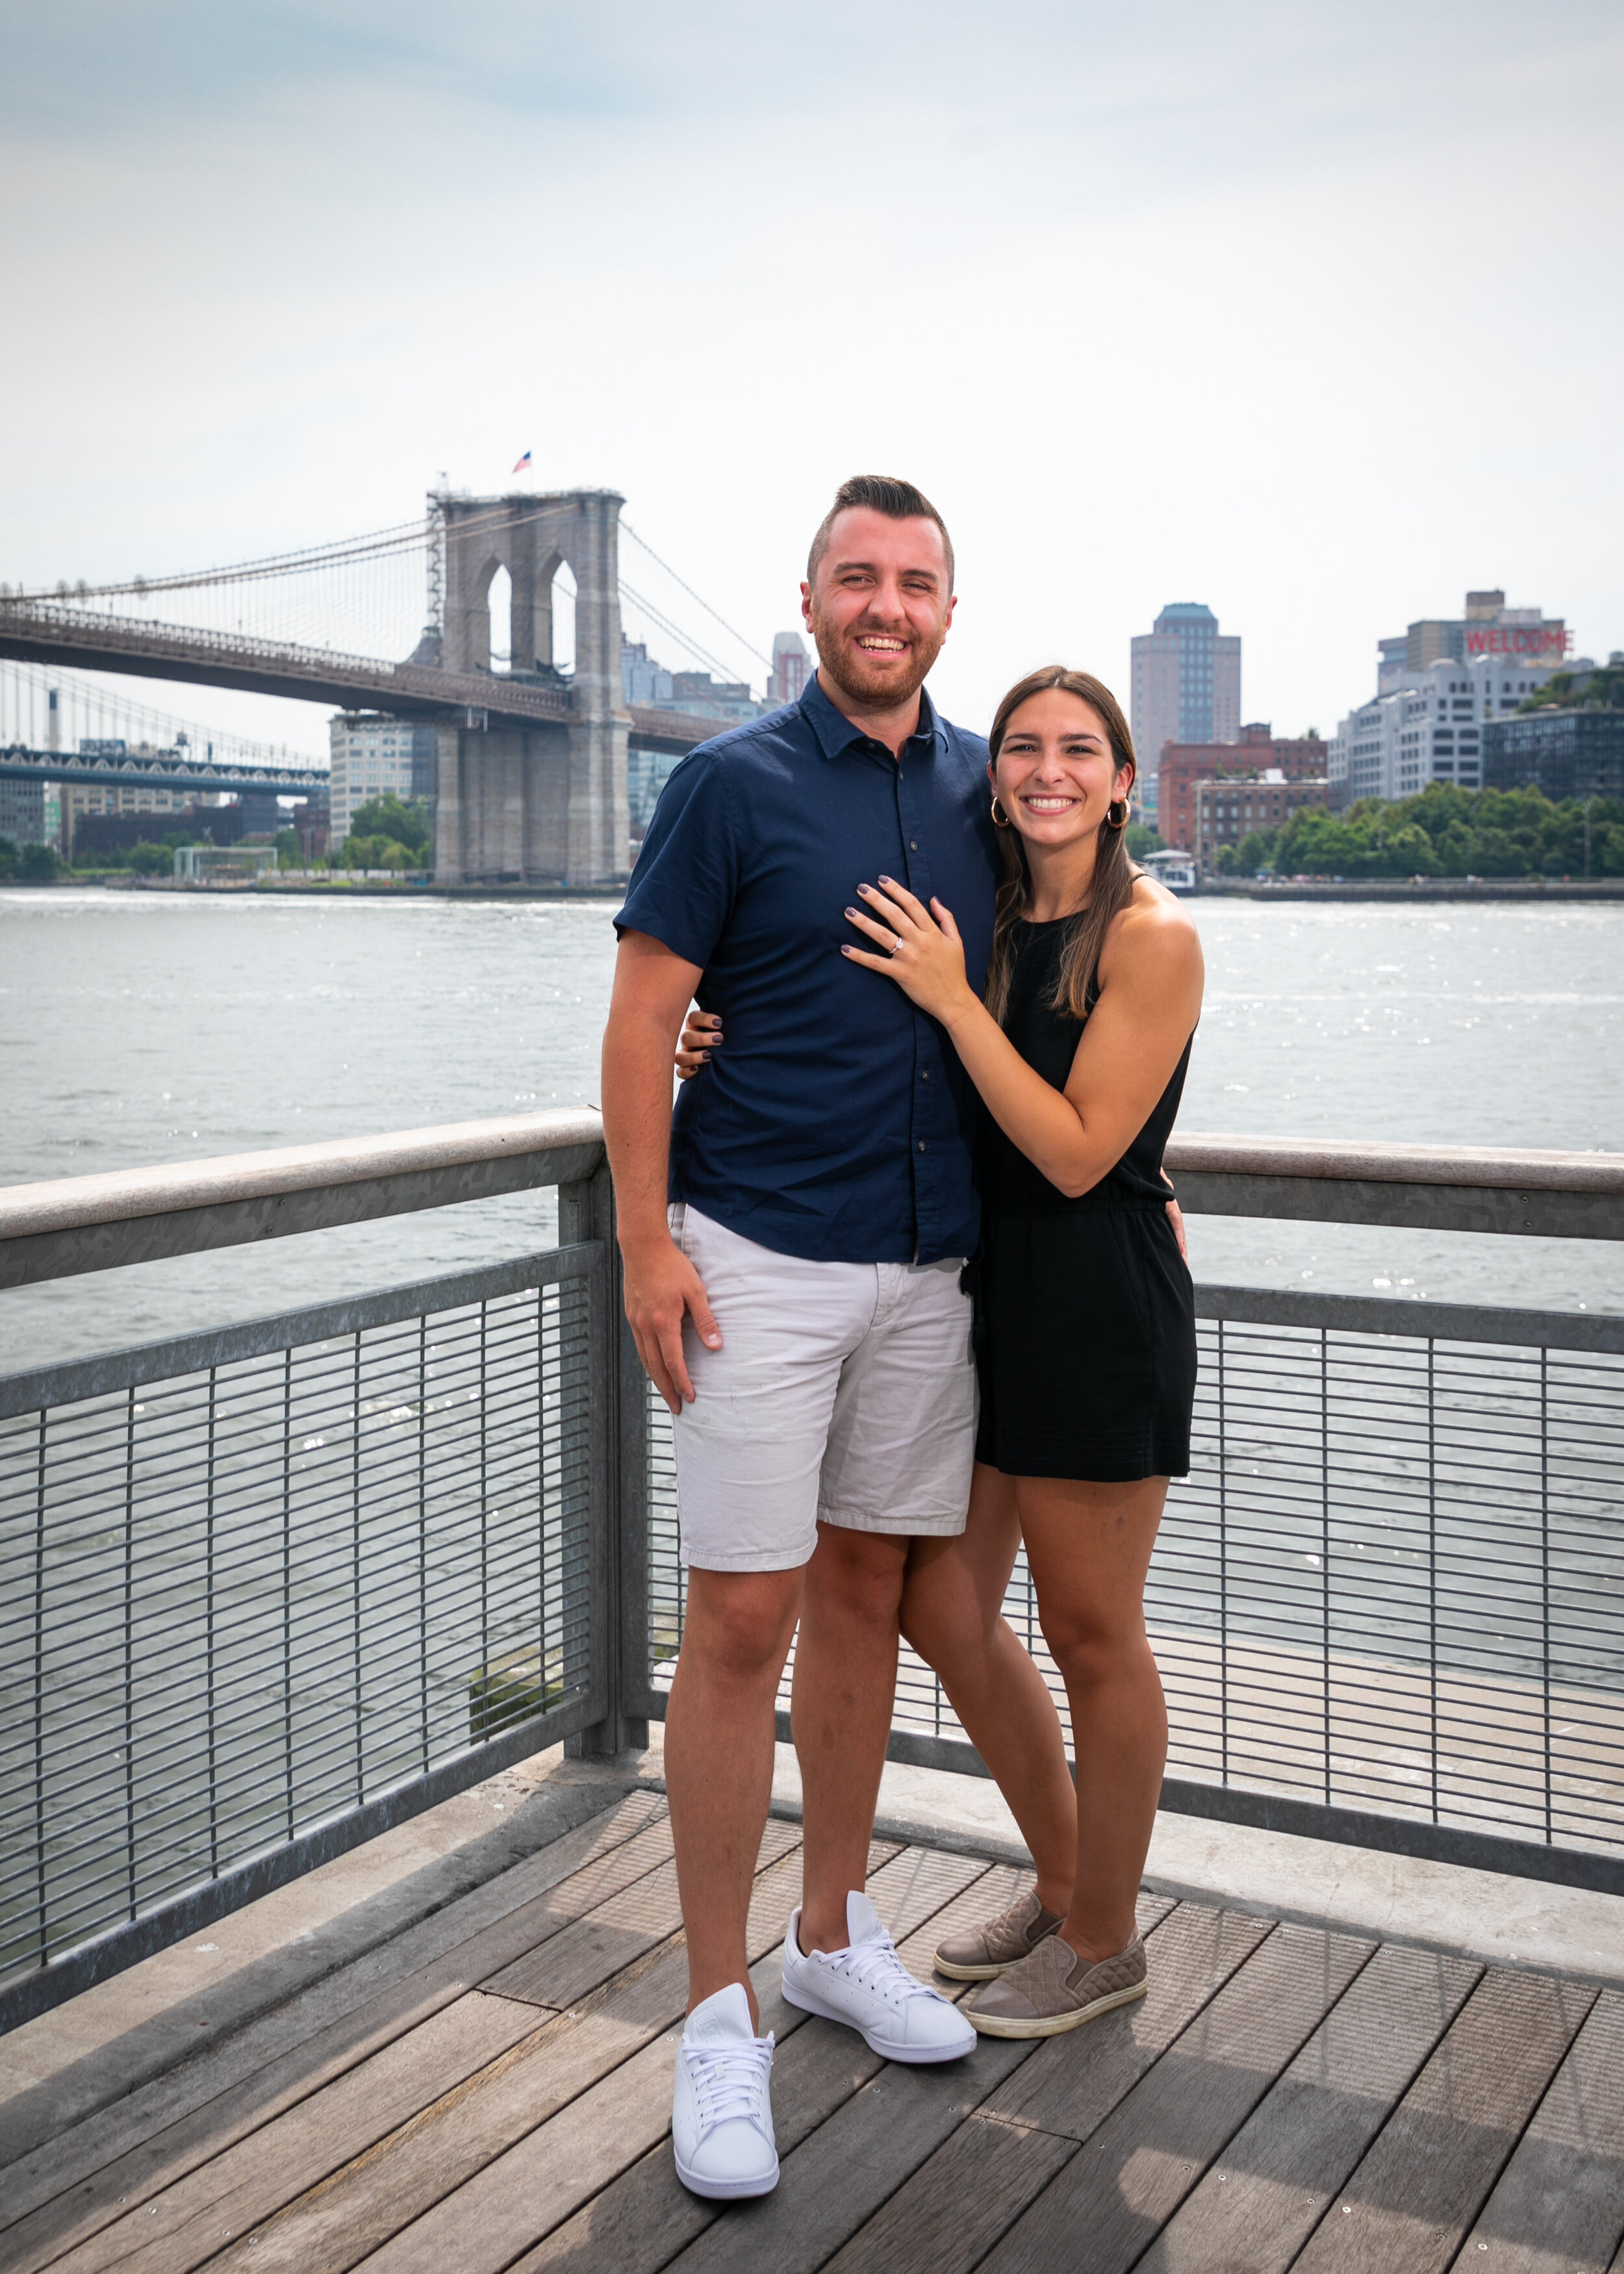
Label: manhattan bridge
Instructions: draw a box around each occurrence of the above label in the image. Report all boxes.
[0,489,763,884]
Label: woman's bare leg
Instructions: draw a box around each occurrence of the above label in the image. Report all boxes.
[1017,1474,1169,1965]
[899,1462,1077,1914]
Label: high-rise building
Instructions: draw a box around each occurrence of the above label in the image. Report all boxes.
[1484,700,1624,803]
[0,779,49,846]
[622,638,675,708]
[1374,592,1571,689]
[1130,604,1241,821]
[1330,654,1566,806]
[767,630,814,709]
[328,716,437,845]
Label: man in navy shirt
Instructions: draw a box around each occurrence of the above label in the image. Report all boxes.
[603,478,990,2197]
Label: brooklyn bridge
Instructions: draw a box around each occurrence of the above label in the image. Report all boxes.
[0,489,748,885]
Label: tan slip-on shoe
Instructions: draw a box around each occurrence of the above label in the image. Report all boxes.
[964,1930,1147,2038]
[933,1887,1065,1982]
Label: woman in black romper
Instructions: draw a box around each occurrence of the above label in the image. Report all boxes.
[841,664,1203,2040]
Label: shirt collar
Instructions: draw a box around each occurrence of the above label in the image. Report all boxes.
[800,671,942,763]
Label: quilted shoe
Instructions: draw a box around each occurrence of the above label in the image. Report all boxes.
[933,1886,1065,1982]
[781,1891,976,2063]
[671,1982,778,2199]
[965,1930,1147,2039]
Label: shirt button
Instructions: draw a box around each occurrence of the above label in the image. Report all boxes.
[917,1141,926,1153]
[920,1069,930,1081]
[909,839,918,850]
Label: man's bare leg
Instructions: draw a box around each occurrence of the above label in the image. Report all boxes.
[666,1565,804,2023]
[792,1522,910,1955]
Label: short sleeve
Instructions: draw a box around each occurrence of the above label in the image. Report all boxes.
[613,745,741,969]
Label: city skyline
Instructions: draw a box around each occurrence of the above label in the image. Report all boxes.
[2,3,1618,759]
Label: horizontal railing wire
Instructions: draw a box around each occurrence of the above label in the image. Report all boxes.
[644,1296,1623,1883]
[0,1254,602,2000]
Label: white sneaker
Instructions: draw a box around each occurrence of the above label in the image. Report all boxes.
[781,1891,977,2063]
[671,1982,779,2200]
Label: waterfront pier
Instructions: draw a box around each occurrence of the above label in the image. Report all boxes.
[1,1117,1621,2267]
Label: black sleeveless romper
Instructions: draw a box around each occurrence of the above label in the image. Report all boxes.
[973,916,1197,1482]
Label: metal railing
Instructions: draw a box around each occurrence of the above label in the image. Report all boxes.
[1,1118,1620,2033]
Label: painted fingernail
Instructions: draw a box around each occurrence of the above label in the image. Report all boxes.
[879,874,895,885]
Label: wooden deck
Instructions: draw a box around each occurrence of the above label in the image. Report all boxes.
[3,1788,1622,2274]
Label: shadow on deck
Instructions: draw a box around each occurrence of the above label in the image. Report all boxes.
[3,1787,1622,2274]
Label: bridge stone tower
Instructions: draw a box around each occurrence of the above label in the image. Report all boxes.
[432,489,629,887]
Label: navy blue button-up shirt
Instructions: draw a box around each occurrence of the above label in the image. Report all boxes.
[614,677,996,1264]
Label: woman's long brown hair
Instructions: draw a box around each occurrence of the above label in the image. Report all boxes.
[983,666,1139,1027]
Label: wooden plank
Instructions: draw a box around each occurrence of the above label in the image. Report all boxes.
[1136,1941,1483,2274]
[1458,1987,1624,2274]
[977,1924,1375,2273]
[982,1900,1276,2141]
[818,1900,1265,2274]
[0,1792,669,2273]
[661,2033,1039,2274]
[198,1835,900,2274]
[39,1995,542,2274]
[482,1818,802,2008]
[648,1889,1181,2274]
[0,1786,662,2203]
[510,1850,1010,2274]
[0,1774,640,2176]
[41,1816,766,2274]
[336,1843,986,2274]
[819,2110,1074,2274]
[1289,1967,1597,2274]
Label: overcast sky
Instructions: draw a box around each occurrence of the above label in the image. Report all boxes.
[3,0,1620,756]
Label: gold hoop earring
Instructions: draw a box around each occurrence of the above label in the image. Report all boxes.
[991,795,1012,829]
[1105,798,1130,832]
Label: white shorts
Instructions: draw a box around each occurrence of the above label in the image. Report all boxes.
[668,1203,977,1573]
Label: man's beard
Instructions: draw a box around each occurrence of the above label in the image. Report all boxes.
[809,608,946,710]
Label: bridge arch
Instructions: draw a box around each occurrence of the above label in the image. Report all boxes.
[434,487,628,886]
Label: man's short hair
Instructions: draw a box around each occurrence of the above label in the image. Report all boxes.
[806,475,955,594]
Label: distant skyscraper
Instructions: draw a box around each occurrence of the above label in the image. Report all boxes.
[1130,603,1241,821]
[768,630,814,709]
[1372,591,1571,693]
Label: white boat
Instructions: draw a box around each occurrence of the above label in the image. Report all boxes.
[1140,847,1197,895]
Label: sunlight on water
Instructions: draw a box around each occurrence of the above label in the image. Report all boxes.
[1,890,1619,1366]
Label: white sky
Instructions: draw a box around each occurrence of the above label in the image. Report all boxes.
[3,0,1620,758]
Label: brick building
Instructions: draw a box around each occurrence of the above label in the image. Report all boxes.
[1156,724,1327,855]
[1193,773,1328,873]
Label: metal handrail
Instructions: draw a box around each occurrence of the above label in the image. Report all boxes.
[4,1120,1620,1288]
[1167,1133,1624,1191]
[0,1110,605,1288]
[1164,1133,1623,1240]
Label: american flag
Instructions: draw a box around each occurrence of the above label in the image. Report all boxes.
[512,450,532,474]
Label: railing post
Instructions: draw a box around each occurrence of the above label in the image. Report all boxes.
[563,1160,649,1759]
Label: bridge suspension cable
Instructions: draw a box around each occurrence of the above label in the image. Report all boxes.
[617,581,756,686]
[3,496,773,700]
[620,522,772,669]
[0,659,326,768]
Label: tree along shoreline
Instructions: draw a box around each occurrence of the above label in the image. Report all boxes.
[1197,875,1624,901]
[1214,783,1622,881]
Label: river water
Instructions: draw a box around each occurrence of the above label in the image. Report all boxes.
[1,888,1619,1366]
